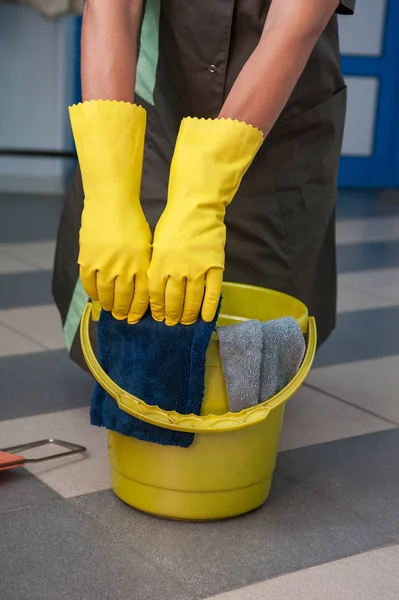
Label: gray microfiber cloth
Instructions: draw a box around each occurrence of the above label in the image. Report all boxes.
[217,317,306,413]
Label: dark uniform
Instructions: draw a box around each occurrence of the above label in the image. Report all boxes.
[53,0,355,370]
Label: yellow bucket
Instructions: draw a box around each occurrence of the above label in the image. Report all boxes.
[81,283,317,521]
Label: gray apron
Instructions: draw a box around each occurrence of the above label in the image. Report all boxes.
[53,0,355,370]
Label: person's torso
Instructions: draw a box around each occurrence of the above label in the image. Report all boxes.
[154,0,344,120]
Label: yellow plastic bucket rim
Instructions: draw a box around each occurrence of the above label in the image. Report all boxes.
[80,297,317,434]
[212,282,309,335]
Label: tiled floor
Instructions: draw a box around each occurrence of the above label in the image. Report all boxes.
[1,189,399,599]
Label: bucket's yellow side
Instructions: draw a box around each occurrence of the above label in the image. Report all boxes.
[83,283,316,520]
[109,405,285,520]
[108,336,285,520]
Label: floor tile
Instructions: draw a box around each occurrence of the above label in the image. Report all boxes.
[0,349,94,421]
[0,501,192,600]
[315,306,399,367]
[339,267,399,303]
[337,279,398,313]
[337,241,399,273]
[279,385,394,451]
[0,408,110,498]
[0,322,44,357]
[0,468,60,514]
[337,190,399,221]
[308,356,399,424]
[336,216,399,245]
[0,192,63,243]
[277,429,399,541]
[0,241,56,270]
[71,476,390,599]
[207,546,399,600]
[0,270,53,309]
[0,251,37,275]
[0,304,65,350]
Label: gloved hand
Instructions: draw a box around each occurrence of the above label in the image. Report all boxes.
[69,100,151,324]
[148,117,263,326]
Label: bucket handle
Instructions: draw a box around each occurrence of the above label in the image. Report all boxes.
[80,303,317,434]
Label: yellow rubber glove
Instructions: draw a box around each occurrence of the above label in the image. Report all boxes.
[148,117,263,326]
[69,100,151,324]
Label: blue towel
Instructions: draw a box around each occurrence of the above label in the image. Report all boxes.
[217,317,306,413]
[91,307,219,448]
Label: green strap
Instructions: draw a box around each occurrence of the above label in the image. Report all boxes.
[135,0,161,105]
[63,278,88,351]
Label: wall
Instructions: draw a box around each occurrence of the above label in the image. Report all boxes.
[0,4,77,194]
[338,0,399,187]
[1,2,398,192]
[339,0,387,158]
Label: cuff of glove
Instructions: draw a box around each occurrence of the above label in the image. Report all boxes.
[69,100,146,143]
[69,101,147,202]
[176,117,264,166]
[167,117,264,210]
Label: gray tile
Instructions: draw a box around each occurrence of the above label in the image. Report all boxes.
[336,216,399,245]
[277,428,399,541]
[337,279,398,313]
[0,305,65,350]
[0,192,63,243]
[337,190,399,221]
[0,468,60,514]
[0,270,53,309]
[279,385,394,451]
[308,356,399,424]
[0,501,191,600]
[0,349,94,421]
[315,306,399,367]
[338,241,399,273]
[0,322,44,357]
[339,267,399,304]
[0,252,37,275]
[207,546,399,600]
[71,478,390,598]
[0,408,110,498]
[0,241,56,270]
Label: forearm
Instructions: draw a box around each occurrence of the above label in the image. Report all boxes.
[219,0,339,136]
[81,0,143,102]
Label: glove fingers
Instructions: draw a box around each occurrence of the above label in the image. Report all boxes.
[128,275,150,324]
[165,277,186,326]
[80,266,98,301]
[180,277,205,325]
[96,272,116,312]
[149,276,167,322]
[112,275,134,320]
[202,268,223,322]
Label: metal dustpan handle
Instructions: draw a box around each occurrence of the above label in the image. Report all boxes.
[0,439,86,471]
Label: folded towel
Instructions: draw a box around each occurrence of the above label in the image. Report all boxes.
[91,307,219,448]
[217,317,305,413]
